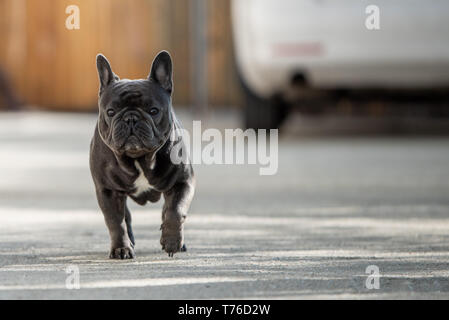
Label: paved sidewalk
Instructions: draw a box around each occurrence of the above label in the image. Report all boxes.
[1,111,449,299]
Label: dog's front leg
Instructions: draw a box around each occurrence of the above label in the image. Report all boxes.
[161,181,194,256]
[96,188,135,259]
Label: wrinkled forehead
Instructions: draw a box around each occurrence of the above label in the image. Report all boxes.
[101,79,167,108]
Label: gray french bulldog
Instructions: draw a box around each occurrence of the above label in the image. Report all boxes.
[89,51,195,259]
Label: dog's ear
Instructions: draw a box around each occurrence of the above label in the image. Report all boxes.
[96,54,116,91]
[148,51,173,94]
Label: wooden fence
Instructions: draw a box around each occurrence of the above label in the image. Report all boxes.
[0,0,241,110]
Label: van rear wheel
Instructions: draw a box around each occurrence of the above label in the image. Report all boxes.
[239,74,289,130]
[244,94,289,130]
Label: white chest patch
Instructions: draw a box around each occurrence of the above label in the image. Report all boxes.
[132,161,154,197]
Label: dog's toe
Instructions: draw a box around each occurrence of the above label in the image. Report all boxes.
[109,246,135,259]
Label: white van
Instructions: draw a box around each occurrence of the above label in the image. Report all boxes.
[232,0,449,128]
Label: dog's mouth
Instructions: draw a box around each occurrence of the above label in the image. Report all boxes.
[123,134,164,158]
[123,135,148,158]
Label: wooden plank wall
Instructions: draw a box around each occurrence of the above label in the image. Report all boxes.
[0,0,241,110]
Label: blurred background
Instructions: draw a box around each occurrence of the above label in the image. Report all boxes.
[1,0,449,133]
[1,0,449,299]
[0,0,240,112]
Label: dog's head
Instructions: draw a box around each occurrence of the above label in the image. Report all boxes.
[96,51,173,158]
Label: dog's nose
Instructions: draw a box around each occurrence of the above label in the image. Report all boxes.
[123,111,141,125]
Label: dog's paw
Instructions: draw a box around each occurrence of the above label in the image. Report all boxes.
[109,246,135,259]
[160,228,183,257]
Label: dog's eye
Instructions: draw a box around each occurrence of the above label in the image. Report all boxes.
[106,109,115,117]
[149,108,159,116]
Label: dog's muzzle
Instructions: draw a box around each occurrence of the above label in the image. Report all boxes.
[112,109,160,157]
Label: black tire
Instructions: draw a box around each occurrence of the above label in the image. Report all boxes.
[238,73,289,130]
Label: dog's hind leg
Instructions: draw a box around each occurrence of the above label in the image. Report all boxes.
[125,204,135,247]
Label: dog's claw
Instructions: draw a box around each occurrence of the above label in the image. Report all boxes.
[160,226,183,256]
[109,246,135,259]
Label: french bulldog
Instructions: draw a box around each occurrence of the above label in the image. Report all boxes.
[89,51,194,259]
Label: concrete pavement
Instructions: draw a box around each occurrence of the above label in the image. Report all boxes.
[1,111,449,299]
